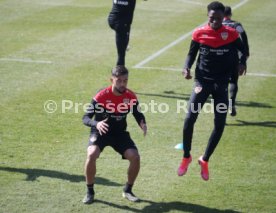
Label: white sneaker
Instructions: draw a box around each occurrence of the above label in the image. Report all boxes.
[122,191,140,202]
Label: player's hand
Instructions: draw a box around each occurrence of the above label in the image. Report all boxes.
[140,120,147,137]
[239,64,247,76]
[96,118,109,135]
[182,68,192,80]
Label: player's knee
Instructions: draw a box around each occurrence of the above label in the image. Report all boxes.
[126,150,140,163]
[87,153,98,162]
[87,146,100,161]
[184,116,196,128]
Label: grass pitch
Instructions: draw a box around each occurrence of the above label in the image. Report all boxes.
[0,0,275,212]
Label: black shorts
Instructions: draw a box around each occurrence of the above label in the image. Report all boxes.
[88,131,137,158]
[187,80,229,117]
[108,15,131,33]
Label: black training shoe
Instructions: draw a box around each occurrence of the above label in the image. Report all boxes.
[230,106,237,116]
[82,193,94,204]
[122,191,140,202]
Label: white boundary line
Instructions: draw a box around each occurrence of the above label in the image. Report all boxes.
[0,58,52,64]
[133,0,249,69]
[136,66,276,78]
[133,29,196,68]
[247,73,276,77]
[177,0,204,6]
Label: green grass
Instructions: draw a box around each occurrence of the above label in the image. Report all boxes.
[0,0,276,212]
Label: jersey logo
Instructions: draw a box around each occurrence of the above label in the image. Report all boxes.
[200,47,209,55]
[123,98,130,104]
[221,32,228,40]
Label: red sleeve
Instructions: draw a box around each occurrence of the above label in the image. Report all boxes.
[192,28,200,42]
[125,89,138,108]
[126,89,137,100]
[93,86,111,104]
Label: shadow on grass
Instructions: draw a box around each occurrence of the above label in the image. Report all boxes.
[235,101,273,108]
[226,120,276,128]
[137,91,273,109]
[136,91,190,101]
[0,166,122,186]
[95,199,241,213]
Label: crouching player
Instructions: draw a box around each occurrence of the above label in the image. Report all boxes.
[82,65,147,204]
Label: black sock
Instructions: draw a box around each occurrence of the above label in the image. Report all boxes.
[87,184,94,195]
[184,153,191,158]
[123,183,133,193]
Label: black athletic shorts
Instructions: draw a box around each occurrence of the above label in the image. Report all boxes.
[108,15,131,33]
[88,131,137,158]
[108,21,131,34]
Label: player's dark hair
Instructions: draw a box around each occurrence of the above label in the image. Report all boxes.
[224,6,232,16]
[111,65,129,77]
[207,1,225,13]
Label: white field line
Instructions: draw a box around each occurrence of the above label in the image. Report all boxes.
[136,66,276,78]
[232,0,250,10]
[133,0,249,69]
[0,58,52,64]
[177,0,204,6]
[246,73,276,77]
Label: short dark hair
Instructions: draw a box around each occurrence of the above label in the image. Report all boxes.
[111,65,129,77]
[224,6,232,16]
[207,1,225,13]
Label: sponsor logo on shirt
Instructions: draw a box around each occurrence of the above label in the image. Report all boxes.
[114,0,129,6]
[110,114,126,121]
[210,49,229,55]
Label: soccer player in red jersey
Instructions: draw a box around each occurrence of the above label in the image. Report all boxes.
[177,1,247,181]
[82,65,147,204]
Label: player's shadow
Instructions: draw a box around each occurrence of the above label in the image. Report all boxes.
[95,199,241,213]
[0,166,122,186]
[161,92,274,109]
[136,91,190,101]
[137,91,273,110]
[141,200,241,213]
[235,101,273,108]
[226,120,276,128]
